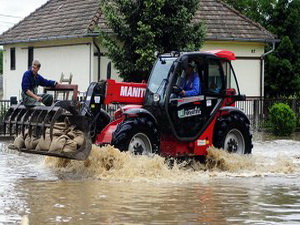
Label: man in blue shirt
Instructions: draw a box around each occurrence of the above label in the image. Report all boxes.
[180,62,201,97]
[22,60,58,106]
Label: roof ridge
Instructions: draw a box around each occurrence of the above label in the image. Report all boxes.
[216,0,275,38]
[0,0,51,36]
[87,7,102,32]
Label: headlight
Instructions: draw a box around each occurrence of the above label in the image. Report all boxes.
[153,93,160,102]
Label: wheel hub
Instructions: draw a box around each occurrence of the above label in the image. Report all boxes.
[129,133,152,155]
[224,129,245,154]
[132,141,145,155]
[227,138,238,153]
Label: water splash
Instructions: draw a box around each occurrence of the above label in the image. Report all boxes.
[44,143,300,182]
[206,147,298,174]
[205,148,254,172]
[44,145,191,182]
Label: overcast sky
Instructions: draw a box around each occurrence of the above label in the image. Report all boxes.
[0,0,48,34]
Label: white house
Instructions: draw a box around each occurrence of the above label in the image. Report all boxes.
[0,0,278,100]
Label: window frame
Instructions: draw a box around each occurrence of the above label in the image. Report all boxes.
[10,48,16,70]
[28,47,34,69]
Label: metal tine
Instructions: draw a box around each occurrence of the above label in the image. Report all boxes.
[20,108,34,138]
[28,107,42,138]
[33,109,48,138]
[9,108,24,136]
[41,104,60,139]
[15,108,27,136]
[4,102,22,123]
[3,109,12,135]
[3,107,14,122]
[6,104,23,136]
[3,107,15,135]
[30,108,41,138]
[49,107,64,141]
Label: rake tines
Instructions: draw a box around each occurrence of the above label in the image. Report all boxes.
[3,101,93,160]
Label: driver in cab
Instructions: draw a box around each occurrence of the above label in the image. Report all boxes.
[179,62,201,97]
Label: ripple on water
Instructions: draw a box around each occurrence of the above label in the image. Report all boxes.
[1,139,300,225]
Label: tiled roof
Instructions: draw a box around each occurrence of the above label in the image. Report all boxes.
[196,0,276,42]
[0,0,276,44]
[0,0,100,44]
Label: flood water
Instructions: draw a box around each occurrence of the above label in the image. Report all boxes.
[1,133,300,224]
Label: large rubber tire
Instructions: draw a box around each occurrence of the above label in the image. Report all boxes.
[213,113,253,154]
[111,117,160,155]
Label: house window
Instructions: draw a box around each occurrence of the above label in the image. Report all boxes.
[28,47,34,69]
[10,48,16,70]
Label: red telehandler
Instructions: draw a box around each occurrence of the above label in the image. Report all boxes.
[3,50,253,160]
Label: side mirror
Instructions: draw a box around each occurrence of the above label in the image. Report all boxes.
[233,94,246,101]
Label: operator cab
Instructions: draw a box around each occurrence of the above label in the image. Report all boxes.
[144,50,241,141]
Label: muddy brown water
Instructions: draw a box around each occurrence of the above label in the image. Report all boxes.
[1,133,300,224]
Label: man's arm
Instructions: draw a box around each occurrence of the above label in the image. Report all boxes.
[37,74,57,87]
[21,71,31,93]
[182,76,200,97]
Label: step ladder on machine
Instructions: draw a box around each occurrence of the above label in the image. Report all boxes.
[55,73,73,100]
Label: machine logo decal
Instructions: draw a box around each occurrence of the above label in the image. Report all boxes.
[178,106,201,118]
[197,140,206,146]
[120,86,146,98]
[207,100,212,107]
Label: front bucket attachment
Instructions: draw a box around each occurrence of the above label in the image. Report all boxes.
[3,101,92,160]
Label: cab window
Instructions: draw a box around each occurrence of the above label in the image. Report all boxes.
[207,59,224,94]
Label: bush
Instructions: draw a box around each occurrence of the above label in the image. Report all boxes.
[269,103,297,136]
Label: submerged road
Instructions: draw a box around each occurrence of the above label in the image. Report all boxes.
[0,133,300,224]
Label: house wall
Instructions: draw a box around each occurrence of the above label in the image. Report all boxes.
[3,45,25,100]
[97,43,121,82]
[202,41,265,98]
[98,40,266,98]
[99,55,120,82]
[2,39,266,100]
[2,38,96,100]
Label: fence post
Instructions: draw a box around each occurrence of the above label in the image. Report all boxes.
[253,100,259,130]
[10,96,17,105]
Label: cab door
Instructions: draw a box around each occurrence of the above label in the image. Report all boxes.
[166,57,207,139]
[166,57,225,140]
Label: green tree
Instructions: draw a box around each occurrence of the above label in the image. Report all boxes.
[99,0,206,82]
[223,0,300,98]
[264,0,300,97]
[223,0,275,26]
[0,49,3,75]
[269,103,297,136]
